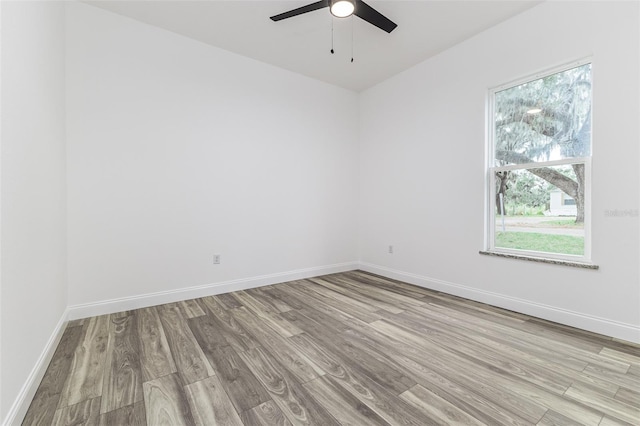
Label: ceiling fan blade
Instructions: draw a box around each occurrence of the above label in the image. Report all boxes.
[354,0,397,33]
[270,1,329,22]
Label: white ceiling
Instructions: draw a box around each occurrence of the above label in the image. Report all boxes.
[85,0,541,92]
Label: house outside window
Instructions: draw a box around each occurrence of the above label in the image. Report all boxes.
[487,61,592,262]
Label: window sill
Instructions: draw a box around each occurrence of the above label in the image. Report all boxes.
[479,250,599,270]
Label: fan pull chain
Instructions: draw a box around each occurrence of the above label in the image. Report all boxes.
[330,19,334,54]
[351,15,354,63]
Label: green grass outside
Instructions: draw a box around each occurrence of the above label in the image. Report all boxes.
[496,232,584,255]
[539,219,582,228]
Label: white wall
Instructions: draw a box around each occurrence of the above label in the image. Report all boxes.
[65,3,359,309]
[359,1,640,342]
[1,0,67,422]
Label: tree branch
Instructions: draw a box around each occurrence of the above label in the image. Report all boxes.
[494,150,579,197]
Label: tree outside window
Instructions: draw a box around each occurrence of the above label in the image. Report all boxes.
[488,62,592,260]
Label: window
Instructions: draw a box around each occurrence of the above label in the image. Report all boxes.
[487,62,592,262]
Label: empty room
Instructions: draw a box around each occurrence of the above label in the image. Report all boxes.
[1,0,639,425]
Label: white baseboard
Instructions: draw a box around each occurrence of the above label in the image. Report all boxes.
[359,262,640,344]
[67,261,359,320]
[2,309,69,426]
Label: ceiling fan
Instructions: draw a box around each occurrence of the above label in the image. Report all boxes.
[270,0,397,33]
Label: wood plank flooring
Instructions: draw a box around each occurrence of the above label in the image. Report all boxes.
[23,271,640,425]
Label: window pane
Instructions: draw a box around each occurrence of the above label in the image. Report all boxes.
[494,64,591,166]
[494,165,584,256]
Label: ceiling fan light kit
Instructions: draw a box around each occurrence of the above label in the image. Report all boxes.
[330,0,355,18]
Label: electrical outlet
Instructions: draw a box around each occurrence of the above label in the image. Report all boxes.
[388,245,393,254]
[213,254,221,264]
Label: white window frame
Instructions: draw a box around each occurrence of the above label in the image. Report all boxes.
[485,60,593,264]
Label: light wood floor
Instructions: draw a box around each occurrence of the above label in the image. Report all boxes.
[23,271,640,425]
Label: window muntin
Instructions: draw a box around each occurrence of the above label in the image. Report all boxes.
[488,62,592,262]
